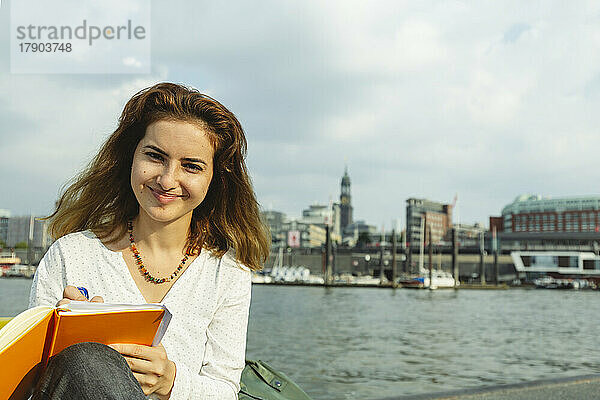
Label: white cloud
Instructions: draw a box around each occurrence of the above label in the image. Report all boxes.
[461,69,529,125]
[393,19,446,71]
[1,0,600,228]
[0,72,166,214]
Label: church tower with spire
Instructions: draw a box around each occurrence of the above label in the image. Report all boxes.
[339,167,353,232]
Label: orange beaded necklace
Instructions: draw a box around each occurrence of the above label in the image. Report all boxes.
[127,220,190,284]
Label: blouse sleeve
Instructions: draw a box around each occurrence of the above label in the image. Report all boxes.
[168,267,252,400]
[28,240,66,308]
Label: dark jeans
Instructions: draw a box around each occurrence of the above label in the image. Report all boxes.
[32,342,146,400]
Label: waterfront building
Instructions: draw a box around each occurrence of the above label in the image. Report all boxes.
[261,210,287,248]
[261,209,331,249]
[489,216,503,233]
[260,166,353,249]
[0,209,9,246]
[302,203,330,225]
[339,167,353,233]
[6,215,51,249]
[301,203,341,243]
[444,222,487,244]
[282,219,327,248]
[342,220,378,247]
[405,198,453,246]
[332,203,341,241]
[494,194,600,233]
[370,229,405,247]
[496,231,600,252]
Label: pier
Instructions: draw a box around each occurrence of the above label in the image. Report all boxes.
[377,374,600,400]
[251,280,512,289]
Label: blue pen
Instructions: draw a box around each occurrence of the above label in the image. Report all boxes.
[77,286,89,300]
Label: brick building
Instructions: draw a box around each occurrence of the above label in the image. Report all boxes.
[493,194,600,233]
[406,198,453,245]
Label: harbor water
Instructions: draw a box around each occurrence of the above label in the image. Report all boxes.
[3,279,600,400]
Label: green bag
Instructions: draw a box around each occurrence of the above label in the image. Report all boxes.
[239,360,313,400]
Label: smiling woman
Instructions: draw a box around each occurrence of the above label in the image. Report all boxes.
[28,83,270,400]
[131,120,215,223]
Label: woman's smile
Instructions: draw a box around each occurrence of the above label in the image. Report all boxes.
[147,186,185,205]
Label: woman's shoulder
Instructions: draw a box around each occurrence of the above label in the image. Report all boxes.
[223,248,252,272]
[53,230,97,244]
[48,230,102,253]
[205,247,251,276]
[39,231,104,268]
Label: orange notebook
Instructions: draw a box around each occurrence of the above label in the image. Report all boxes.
[0,301,171,400]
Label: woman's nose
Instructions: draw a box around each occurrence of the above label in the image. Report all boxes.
[156,164,177,190]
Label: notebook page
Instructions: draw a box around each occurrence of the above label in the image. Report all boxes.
[58,301,167,314]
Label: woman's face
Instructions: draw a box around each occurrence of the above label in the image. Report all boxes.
[130,119,215,225]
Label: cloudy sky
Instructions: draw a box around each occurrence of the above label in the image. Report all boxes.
[1,0,599,230]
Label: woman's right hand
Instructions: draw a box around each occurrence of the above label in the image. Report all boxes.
[56,285,104,306]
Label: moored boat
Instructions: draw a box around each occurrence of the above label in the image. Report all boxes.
[512,251,600,284]
[399,270,457,289]
[0,256,34,278]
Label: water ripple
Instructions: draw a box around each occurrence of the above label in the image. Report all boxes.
[246,286,600,399]
[4,281,600,400]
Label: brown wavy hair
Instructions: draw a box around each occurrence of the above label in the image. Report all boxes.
[46,82,269,270]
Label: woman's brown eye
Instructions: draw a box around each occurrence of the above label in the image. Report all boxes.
[145,152,163,161]
[185,164,202,172]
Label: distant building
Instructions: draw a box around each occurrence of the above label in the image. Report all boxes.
[301,203,341,243]
[495,194,600,233]
[370,229,405,247]
[283,219,327,248]
[406,198,453,246]
[7,215,50,249]
[339,167,353,233]
[0,209,10,246]
[489,216,503,233]
[260,209,329,248]
[497,231,600,252]
[261,210,287,247]
[332,203,341,240]
[302,203,330,225]
[342,220,378,247]
[445,223,487,244]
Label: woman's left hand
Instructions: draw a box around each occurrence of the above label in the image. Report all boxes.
[109,343,176,399]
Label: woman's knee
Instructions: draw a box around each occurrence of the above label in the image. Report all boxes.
[49,342,128,374]
[34,342,145,400]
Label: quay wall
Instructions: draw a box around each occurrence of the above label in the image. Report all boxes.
[265,252,516,280]
[7,248,516,281]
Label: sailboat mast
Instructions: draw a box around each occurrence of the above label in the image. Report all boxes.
[419,216,425,273]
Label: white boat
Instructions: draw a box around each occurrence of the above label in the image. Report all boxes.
[401,217,457,289]
[532,276,591,290]
[253,265,323,284]
[511,251,600,280]
[251,273,273,284]
[0,256,35,278]
[331,274,384,285]
[400,270,457,289]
